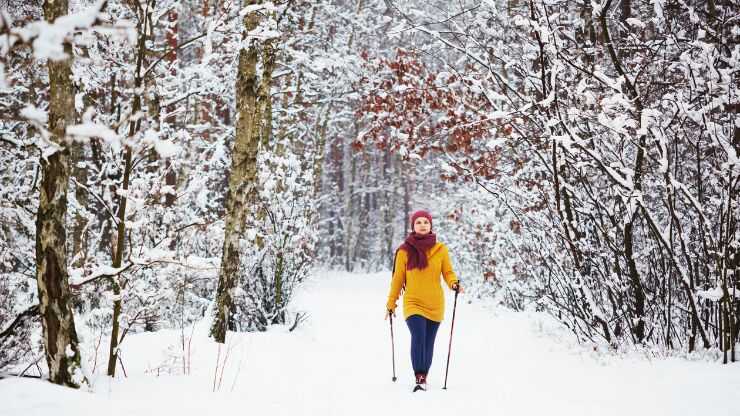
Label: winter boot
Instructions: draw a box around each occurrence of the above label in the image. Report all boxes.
[413,373,427,392]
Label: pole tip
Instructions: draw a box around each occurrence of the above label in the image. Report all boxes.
[392,377,397,382]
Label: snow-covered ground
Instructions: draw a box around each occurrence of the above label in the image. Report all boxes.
[3,271,740,416]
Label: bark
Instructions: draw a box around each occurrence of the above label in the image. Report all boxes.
[70,139,88,268]
[211,0,269,343]
[36,0,85,388]
[258,24,278,314]
[344,132,357,271]
[313,114,329,197]
[383,146,393,267]
[619,0,631,22]
[403,160,410,233]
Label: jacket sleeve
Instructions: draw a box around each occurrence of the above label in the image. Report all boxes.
[386,249,407,312]
[441,245,459,290]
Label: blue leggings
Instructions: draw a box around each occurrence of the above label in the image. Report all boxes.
[406,314,441,375]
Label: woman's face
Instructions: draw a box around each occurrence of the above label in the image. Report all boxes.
[413,217,431,235]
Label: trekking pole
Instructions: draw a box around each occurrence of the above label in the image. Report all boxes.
[442,287,459,390]
[389,311,397,382]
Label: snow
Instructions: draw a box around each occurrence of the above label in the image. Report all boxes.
[698,287,740,301]
[625,18,646,29]
[538,89,555,107]
[153,139,182,158]
[698,287,724,301]
[69,265,124,286]
[246,25,281,42]
[20,105,48,124]
[239,2,277,17]
[2,271,740,416]
[18,0,105,60]
[66,123,120,149]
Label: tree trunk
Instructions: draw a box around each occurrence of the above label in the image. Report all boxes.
[619,0,631,22]
[36,0,85,388]
[211,0,267,343]
[106,147,132,377]
[257,21,279,318]
[163,5,178,206]
[599,0,647,343]
[343,128,356,271]
[313,114,329,197]
[383,146,393,267]
[70,140,88,268]
[402,160,410,233]
[107,0,152,376]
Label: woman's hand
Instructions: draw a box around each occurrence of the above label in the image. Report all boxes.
[385,309,396,320]
[452,282,464,294]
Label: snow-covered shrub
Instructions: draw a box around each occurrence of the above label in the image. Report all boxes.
[232,148,317,331]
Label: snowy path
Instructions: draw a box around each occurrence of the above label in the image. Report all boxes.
[3,271,740,415]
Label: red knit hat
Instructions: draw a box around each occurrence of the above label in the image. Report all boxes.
[410,210,433,231]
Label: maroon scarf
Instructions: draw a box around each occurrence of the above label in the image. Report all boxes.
[400,232,437,270]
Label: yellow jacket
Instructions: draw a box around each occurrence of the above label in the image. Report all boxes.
[386,242,458,322]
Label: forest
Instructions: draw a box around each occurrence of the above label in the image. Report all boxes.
[0,0,738,398]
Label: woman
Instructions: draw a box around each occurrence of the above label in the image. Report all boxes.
[385,209,463,392]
